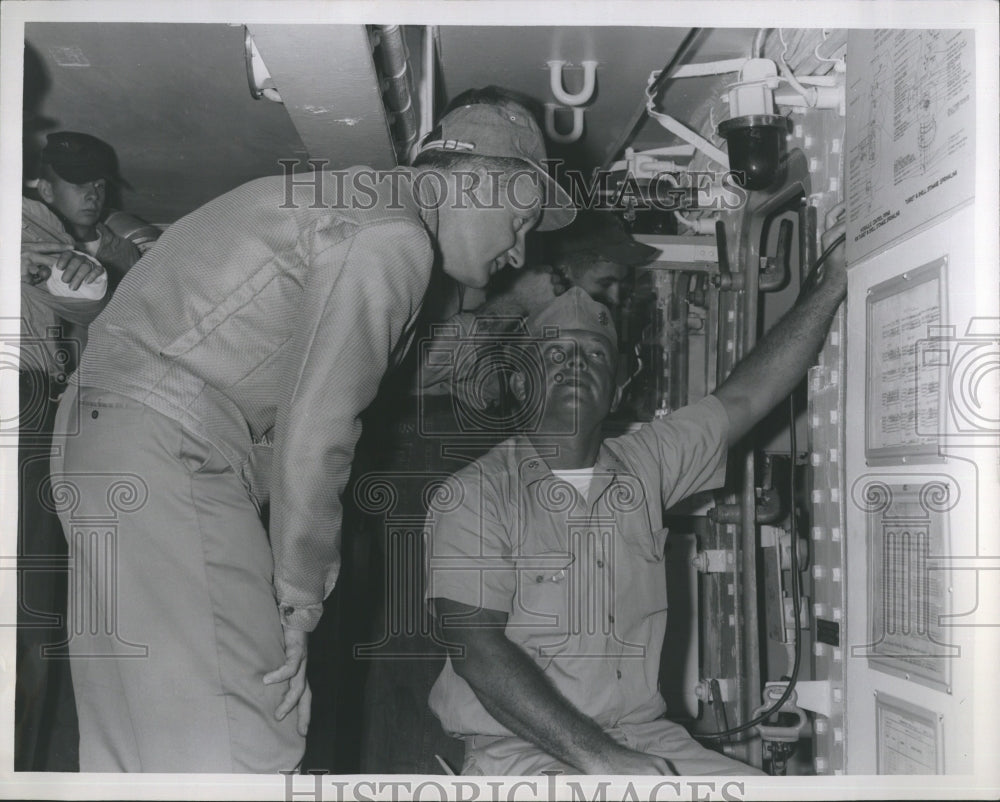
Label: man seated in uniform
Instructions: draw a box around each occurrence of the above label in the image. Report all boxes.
[424,227,847,776]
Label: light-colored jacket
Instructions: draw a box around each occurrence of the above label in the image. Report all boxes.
[75,167,435,630]
[20,196,110,383]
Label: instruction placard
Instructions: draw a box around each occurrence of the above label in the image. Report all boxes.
[846,30,975,263]
[865,259,944,462]
[859,480,957,692]
[876,694,943,774]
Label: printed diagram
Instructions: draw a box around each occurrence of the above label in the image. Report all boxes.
[846,29,974,262]
[848,53,891,220]
[893,31,949,182]
[849,31,954,220]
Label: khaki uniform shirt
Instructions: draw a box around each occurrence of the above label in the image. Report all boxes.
[426,395,729,736]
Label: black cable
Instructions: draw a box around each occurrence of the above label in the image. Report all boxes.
[696,229,843,742]
[697,399,802,741]
[800,232,846,293]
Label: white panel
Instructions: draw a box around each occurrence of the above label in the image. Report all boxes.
[845,30,976,263]
[844,203,999,776]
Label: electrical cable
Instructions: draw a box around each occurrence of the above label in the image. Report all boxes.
[777,28,818,107]
[696,400,802,741]
[696,228,845,741]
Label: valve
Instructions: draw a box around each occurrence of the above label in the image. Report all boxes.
[686,272,709,309]
[710,219,744,291]
[752,685,807,776]
[759,217,793,292]
[691,549,734,573]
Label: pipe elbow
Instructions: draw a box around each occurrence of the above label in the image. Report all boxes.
[547,59,598,106]
[545,103,585,144]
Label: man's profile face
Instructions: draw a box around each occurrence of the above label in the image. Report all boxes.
[566,259,629,310]
[436,168,542,290]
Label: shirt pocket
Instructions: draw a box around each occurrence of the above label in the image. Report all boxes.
[508,550,575,665]
[613,537,669,632]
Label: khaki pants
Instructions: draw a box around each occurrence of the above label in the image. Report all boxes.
[51,385,304,773]
[462,719,765,776]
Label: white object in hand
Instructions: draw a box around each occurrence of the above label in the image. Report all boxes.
[46,251,108,300]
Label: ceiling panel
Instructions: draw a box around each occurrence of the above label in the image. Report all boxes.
[21,23,761,224]
[24,23,311,224]
[436,26,757,172]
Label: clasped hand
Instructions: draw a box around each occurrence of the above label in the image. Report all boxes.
[21,242,105,290]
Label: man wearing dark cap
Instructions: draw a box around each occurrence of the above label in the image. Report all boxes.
[425,223,847,776]
[16,132,142,771]
[548,210,659,313]
[25,131,141,288]
[50,94,574,772]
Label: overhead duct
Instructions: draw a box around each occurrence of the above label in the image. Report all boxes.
[246,24,397,170]
[373,25,419,165]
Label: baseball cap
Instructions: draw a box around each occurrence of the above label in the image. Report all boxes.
[549,211,660,267]
[40,131,129,187]
[416,102,576,231]
[525,287,618,350]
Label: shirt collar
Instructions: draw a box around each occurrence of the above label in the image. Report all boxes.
[513,437,629,500]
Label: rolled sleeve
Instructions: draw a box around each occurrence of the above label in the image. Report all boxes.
[611,395,731,509]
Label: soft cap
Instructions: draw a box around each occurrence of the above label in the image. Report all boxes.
[525,287,617,350]
[417,102,575,231]
[548,210,659,267]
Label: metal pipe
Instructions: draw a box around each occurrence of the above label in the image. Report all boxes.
[711,221,743,743]
[799,200,818,288]
[708,488,781,525]
[758,217,794,293]
[375,25,419,164]
[545,103,586,144]
[733,148,811,764]
[672,58,748,79]
[418,26,437,144]
[751,29,771,59]
[548,59,598,107]
[738,207,762,768]
[669,272,690,411]
[600,28,704,172]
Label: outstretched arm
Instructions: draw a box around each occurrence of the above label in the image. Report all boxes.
[713,223,847,445]
[433,598,675,775]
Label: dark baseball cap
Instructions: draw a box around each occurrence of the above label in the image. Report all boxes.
[40,131,129,187]
[416,102,575,232]
[549,211,660,267]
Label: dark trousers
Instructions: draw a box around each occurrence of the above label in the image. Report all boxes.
[15,371,79,772]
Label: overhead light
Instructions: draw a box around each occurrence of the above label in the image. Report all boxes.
[717,58,791,191]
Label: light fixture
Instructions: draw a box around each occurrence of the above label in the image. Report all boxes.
[717,58,791,191]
